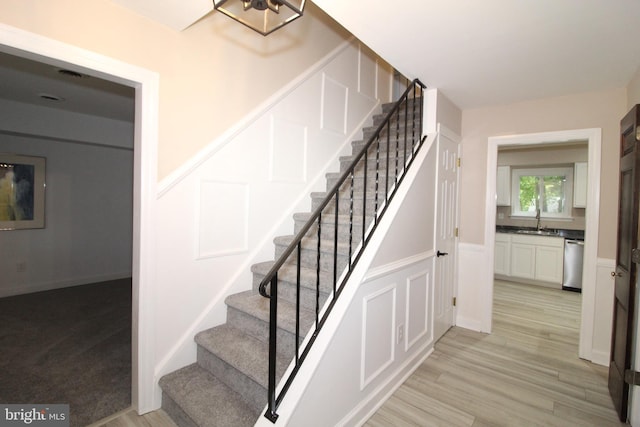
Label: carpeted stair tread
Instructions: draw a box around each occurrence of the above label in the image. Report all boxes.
[225,290,315,335]
[195,324,289,390]
[159,364,258,427]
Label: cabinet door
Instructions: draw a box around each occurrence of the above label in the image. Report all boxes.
[535,245,564,284]
[496,166,511,206]
[511,243,535,279]
[494,240,511,276]
[573,162,588,208]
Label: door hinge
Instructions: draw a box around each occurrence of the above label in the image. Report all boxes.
[625,369,640,385]
[632,248,640,264]
[455,227,459,238]
[457,157,461,168]
[452,297,457,307]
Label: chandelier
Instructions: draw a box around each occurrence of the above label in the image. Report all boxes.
[213,0,306,36]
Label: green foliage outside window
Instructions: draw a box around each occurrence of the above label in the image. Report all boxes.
[518,175,565,213]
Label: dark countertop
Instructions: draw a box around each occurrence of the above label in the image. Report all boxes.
[496,225,585,241]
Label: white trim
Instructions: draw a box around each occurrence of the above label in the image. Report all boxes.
[363,251,435,281]
[0,23,159,413]
[484,128,601,361]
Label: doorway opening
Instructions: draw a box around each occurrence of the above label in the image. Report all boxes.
[0,24,159,414]
[484,129,602,362]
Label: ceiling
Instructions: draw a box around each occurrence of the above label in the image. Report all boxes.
[311,0,640,109]
[0,50,134,122]
[2,0,639,121]
[113,0,640,110]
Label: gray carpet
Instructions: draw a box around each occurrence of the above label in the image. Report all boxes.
[0,279,132,427]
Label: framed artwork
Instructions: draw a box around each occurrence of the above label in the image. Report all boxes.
[0,154,46,230]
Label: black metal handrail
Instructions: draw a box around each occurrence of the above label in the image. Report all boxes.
[259,78,427,422]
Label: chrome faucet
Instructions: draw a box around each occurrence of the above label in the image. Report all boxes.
[535,208,542,230]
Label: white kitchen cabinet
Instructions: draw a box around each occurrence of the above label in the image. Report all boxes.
[535,244,564,283]
[498,233,565,286]
[494,233,511,276]
[496,166,511,206]
[573,162,587,208]
[511,241,536,280]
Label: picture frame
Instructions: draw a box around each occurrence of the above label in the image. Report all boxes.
[0,154,46,230]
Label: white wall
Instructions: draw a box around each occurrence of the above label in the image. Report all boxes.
[151,40,395,407]
[0,131,133,296]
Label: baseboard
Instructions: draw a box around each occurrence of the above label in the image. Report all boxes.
[591,350,610,367]
[455,316,483,332]
[339,345,434,426]
[0,272,131,298]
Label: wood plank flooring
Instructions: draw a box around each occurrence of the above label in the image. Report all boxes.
[365,280,626,427]
[99,280,626,426]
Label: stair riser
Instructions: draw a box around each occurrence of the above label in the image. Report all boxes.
[161,394,198,427]
[252,271,331,311]
[352,137,418,155]
[293,219,367,242]
[197,347,266,416]
[338,154,409,177]
[372,110,421,127]
[312,195,381,216]
[274,243,350,274]
[327,172,404,194]
[226,306,311,362]
[362,123,420,138]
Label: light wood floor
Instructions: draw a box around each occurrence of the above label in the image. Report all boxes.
[365,280,626,427]
[96,280,626,426]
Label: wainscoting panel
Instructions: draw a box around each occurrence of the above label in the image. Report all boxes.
[358,45,377,100]
[361,284,397,389]
[269,116,308,183]
[320,74,348,135]
[406,270,431,350]
[197,181,249,258]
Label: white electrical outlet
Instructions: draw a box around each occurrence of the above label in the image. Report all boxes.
[397,324,404,345]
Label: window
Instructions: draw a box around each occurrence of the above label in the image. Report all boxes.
[511,167,573,218]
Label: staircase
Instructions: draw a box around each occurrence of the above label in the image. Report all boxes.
[159,82,425,426]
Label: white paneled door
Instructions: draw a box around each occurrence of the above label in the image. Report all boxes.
[434,130,460,341]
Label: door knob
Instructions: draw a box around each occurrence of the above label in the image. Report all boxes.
[437,250,449,257]
[611,271,622,277]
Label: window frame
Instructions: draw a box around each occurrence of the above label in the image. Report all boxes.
[510,166,574,219]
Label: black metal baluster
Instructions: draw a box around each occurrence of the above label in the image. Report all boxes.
[362,147,367,244]
[374,136,380,225]
[316,211,322,327]
[295,242,301,362]
[348,170,354,271]
[411,84,416,152]
[264,273,278,422]
[395,107,400,184]
[404,96,408,170]
[333,191,338,294]
[385,121,390,200]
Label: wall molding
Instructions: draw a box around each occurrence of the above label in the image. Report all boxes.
[157,37,356,197]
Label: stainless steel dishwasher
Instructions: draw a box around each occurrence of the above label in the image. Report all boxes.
[563,239,584,292]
